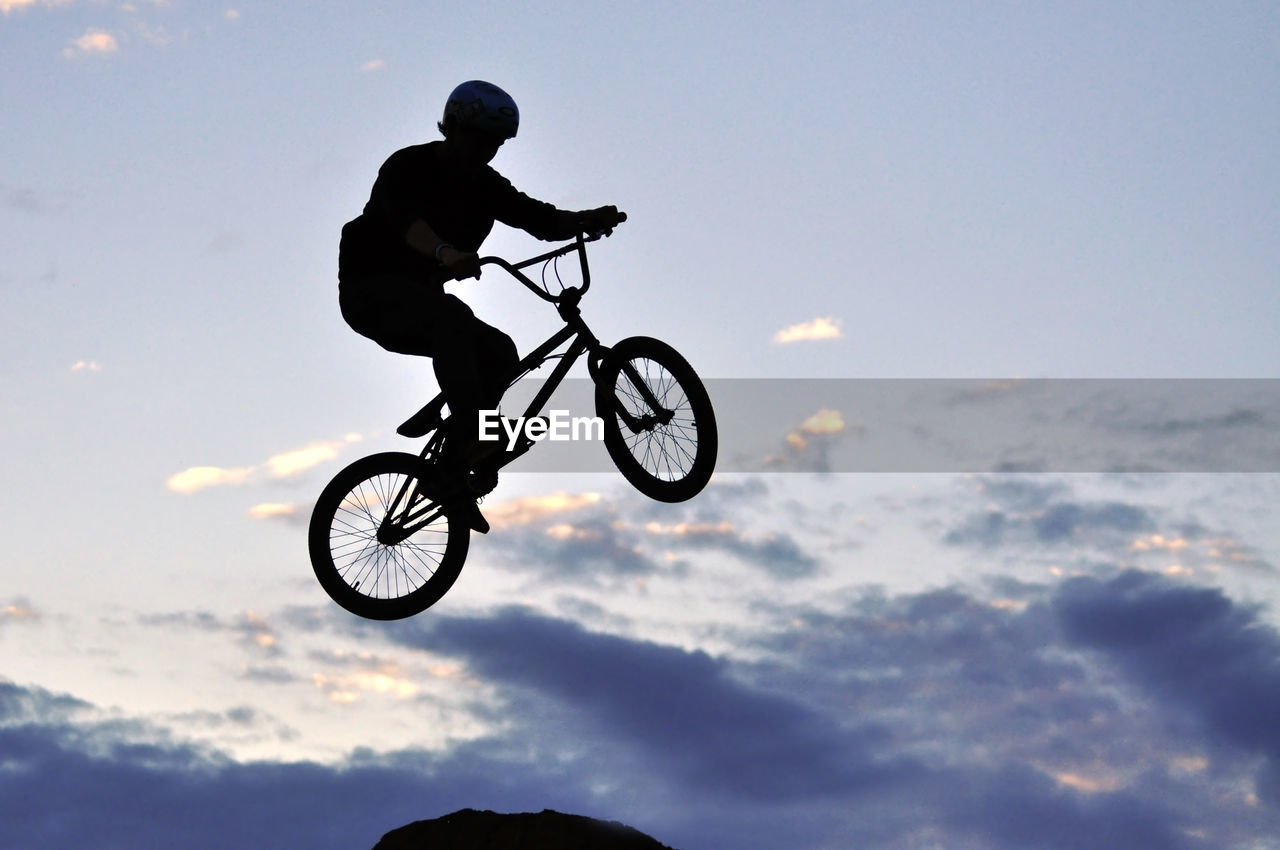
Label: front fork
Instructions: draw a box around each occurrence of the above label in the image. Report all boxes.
[594,347,674,434]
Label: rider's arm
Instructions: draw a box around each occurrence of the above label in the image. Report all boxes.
[405,219,481,279]
[486,171,618,241]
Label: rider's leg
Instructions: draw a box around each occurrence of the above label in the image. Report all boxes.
[428,295,484,448]
[428,295,519,454]
[339,273,436,357]
[472,316,520,413]
[338,279,502,534]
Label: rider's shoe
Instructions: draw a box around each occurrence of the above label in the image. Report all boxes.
[450,497,490,534]
[397,396,447,438]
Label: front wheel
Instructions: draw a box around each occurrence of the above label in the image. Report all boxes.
[309,452,469,620]
[594,336,717,502]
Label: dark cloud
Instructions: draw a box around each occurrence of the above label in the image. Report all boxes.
[945,493,1155,548]
[1031,502,1154,543]
[0,681,91,723]
[0,680,619,850]
[390,607,915,802]
[972,476,1070,511]
[940,764,1195,850]
[1055,570,1280,801]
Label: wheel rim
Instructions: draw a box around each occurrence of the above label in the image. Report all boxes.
[328,471,451,600]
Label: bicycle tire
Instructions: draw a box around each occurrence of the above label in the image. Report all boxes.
[594,336,717,502]
[308,452,469,620]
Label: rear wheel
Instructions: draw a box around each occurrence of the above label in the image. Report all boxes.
[594,336,717,502]
[309,452,469,620]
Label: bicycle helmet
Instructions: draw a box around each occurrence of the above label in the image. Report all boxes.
[441,80,519,139]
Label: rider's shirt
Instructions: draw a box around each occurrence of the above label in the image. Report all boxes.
[339,141,581,286]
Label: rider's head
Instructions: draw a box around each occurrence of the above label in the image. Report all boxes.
[438,81,519,164]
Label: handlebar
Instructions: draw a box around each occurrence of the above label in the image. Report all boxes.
[474,211,627,304]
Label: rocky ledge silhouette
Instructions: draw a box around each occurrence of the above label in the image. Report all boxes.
[371,808,681,849]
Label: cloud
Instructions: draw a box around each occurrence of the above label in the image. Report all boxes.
[237,664,297,685]
[167,434,363,494]
[642,520,819,579]
[773,317,842,344]
[166,465,255,494]
[247,502,296,520]
[308,649,422,704]
[138,609,282,657]
[763,407,863,472]
[1055,570,1280,801]
[10,561,1280,849]
[945,495,1155,548]
[481,482,820,584]
[493,514,666,582]
[0,0,69,14]
[69,359,102,373]
[941,478,1276,578]
[485,491,601,530]
[64,29,119,56]
[784,408,845,449]
[0,677,650,850]
[1,599,40,627]
[392,608,918,802]
[359,59,386,73]
[264,437,361,479]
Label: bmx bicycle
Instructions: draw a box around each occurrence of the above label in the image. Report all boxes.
[309,218,717,619]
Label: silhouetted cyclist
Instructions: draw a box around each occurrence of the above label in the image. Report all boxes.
[338,80,620,532]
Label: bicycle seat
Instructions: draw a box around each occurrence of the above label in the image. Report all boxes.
[397,395,446,438]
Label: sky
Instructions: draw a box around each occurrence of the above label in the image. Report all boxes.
[3,2,1279,848]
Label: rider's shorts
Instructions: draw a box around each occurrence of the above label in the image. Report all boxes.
[339,273,466,357]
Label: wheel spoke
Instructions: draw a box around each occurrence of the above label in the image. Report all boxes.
[613,357,700,481]
[322,469,453,601]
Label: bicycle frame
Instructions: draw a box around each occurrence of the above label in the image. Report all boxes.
[383,231,674,538]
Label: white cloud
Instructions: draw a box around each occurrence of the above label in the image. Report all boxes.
[166,465,254,494]
[485,491,601,529]
[64,29,119,56]
[785,408,845,449]
[247,503,296,520]
[70,360,102,373]
[359,59,386,73]
[166,434,364,494]
[773,316,842,344]
[264,435,361,479]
